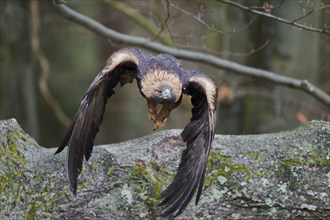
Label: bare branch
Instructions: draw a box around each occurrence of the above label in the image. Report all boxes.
[216,0,330,35]
[50,2,330,106]
[291,8,315,23]
[104,0,174,46]
[250,0,285,11]
[151,0,171,42]
[175,40,270,58]
[170,2,226,34]
[169,2,258,34]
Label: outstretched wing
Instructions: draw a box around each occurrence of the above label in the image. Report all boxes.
[54,48,141,195]
[157,72,218,217]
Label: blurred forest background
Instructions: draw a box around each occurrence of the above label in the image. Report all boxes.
[0,0,329,148]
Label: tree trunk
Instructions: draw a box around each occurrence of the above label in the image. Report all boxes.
[0,0,39,139]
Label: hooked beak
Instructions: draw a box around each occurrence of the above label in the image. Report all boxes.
[161,89,172,100]
[156,87,176,103]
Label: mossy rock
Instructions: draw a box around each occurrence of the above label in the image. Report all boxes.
[0,119,329,219]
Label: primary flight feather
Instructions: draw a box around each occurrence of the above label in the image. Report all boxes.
[55,48,218,218]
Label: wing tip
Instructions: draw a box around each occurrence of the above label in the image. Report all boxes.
[54,145,65,155]
[157,207,183,219]
[55,121,75,155]
[70,184,77,197]
[155,192,187,219]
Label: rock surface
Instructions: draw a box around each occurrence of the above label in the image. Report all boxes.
[0,118,329,219]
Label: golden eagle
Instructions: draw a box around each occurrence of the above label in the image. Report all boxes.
[55,48,218,217]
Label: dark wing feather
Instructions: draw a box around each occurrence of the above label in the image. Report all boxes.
[54,48,140,195]
[157,72,218,218]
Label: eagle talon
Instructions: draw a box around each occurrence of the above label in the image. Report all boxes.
[147,112,157,121]
[153,120,165,130]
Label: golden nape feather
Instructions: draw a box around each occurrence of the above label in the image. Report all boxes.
[55,47,218,218]
[140,68,182,102]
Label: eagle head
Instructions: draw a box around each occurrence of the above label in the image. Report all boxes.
[152,84,176,103]
[140,69,182,104]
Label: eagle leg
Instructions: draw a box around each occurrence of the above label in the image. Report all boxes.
[153,102,180,130]
[147,100,158,121]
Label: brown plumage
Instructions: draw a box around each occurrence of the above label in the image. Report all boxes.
[54,48,218,218]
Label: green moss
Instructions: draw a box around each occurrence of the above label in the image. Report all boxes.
[283,152,330,167]
[107,165,114,175]
[131,161,167,202]
[91,161,99,169]
[244,151,261,159]
[26,203,37,220]
[283,158,301,167]
[0,128,67,219]
[101,159,170,218]
[204,150,251,188]
[122,164,158,217]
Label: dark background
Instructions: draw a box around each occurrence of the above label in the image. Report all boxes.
[1,0,329,148]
